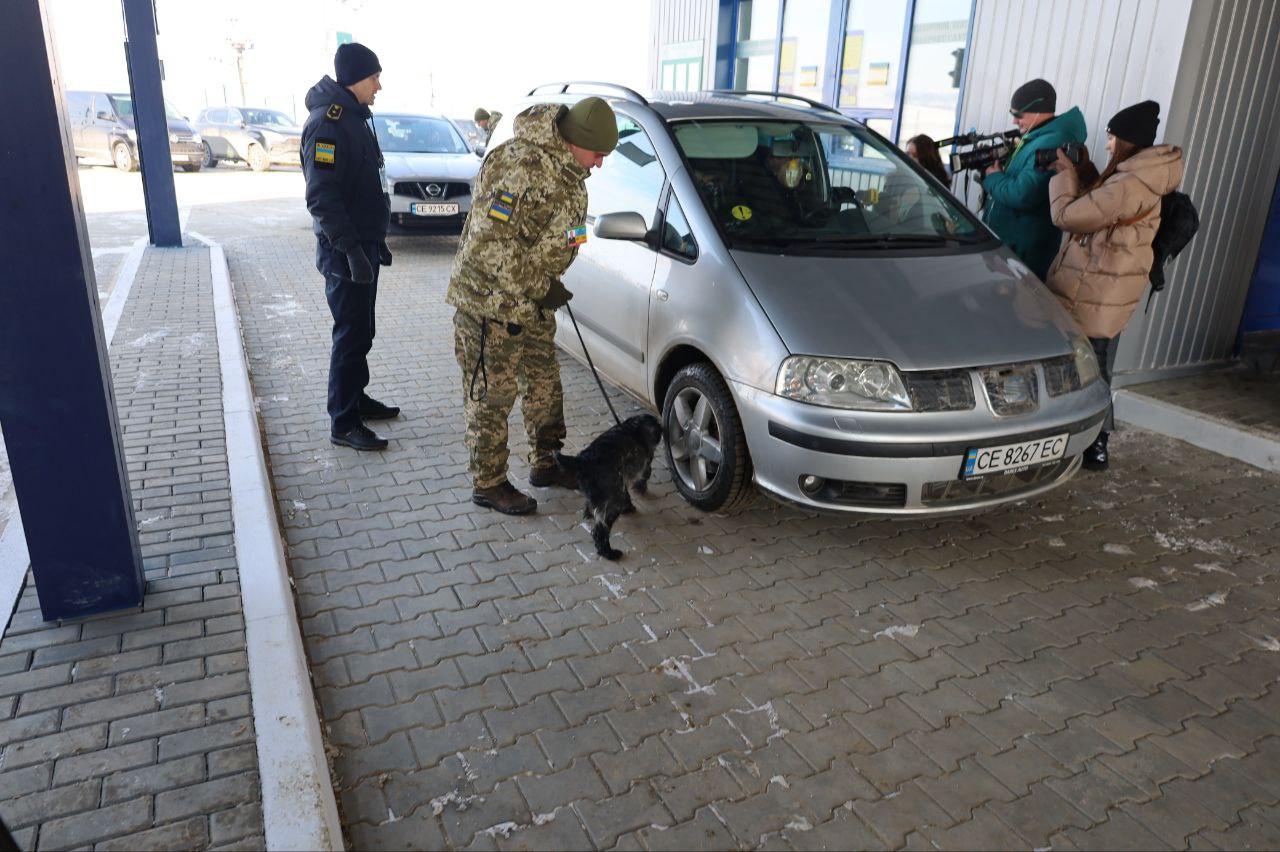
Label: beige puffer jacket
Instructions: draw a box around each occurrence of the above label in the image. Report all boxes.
[1045,145,1184,338]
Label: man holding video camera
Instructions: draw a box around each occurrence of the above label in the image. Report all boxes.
[982,79,1087,281]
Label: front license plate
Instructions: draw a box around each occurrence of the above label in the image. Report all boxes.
[410,202,459,216]
[962,433,1068,480]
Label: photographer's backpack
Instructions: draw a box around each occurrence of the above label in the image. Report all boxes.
[1146,191,1200,311]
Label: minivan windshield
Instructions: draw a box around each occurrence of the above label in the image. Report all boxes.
[109,95,185,123]
[672,119,986,251]
[373,116,468,155]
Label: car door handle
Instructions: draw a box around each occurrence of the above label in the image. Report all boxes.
[655,289,669,302]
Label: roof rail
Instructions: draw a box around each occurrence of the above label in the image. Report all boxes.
[709,89,843,116]
[527,82,649,106]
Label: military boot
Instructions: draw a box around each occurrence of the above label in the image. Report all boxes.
[473,481,537,515]
[529,465,579,490]
[1082,431,1109,471]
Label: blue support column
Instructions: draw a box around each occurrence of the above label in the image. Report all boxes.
[0,0,146,620]
[122,0,181,247]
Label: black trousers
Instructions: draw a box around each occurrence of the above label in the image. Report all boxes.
[1090,335,1116,432]
[319,241,380,434]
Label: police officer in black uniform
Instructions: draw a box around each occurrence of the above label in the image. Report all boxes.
[302,42,397,451]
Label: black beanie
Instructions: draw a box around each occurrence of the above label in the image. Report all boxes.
[335,43,381,86]
[1108,100,1160,147]
[1010,78,1057,114]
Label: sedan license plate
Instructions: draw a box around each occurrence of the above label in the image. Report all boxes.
[962,433,1068,480]
[410,202,458,216]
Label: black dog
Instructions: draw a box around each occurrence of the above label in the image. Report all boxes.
[555,414,663,560]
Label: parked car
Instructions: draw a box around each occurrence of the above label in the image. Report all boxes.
[64,90,203,172]
[372,112,480,233]
[193,107,301,171]
[491,85,1111,515]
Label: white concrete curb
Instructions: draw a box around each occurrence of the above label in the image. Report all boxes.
[1115,389,1280,473]
[192,231,344,851]
[0,235,148,635]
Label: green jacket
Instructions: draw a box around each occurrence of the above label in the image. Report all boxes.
[982,107,1087,280]
[447,104,589,326]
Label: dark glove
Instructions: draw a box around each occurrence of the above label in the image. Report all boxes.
[345,248,375,284]
[537,278,573,310]
[378,242,392,267]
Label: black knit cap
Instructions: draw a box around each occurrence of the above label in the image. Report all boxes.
[1010,78,1057,114]
[1108,100,1160,147]
[335,43,381,86]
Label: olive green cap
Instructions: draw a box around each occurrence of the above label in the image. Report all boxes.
[474,107,490,123]
[557,97,618,153]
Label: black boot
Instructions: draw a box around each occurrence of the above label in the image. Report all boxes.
[1082,431,1109,471]
[331,424,389,451]
[359,395,401,420]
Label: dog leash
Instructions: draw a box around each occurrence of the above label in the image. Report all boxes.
[564,302,622,427]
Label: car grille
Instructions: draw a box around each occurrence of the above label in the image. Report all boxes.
[393,181,470,200]
[920,457,1074,505]
[1042,355,1082,397]
[979,364,1040,416]
[903,369,975,412]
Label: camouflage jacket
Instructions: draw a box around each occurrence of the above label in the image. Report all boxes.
[482,111,503,143]
[447,104,589,326]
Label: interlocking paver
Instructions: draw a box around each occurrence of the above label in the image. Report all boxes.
[216,212,1280,850]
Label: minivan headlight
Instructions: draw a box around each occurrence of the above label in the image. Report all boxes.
[777,356,912,411]
[1072,336,1101,387]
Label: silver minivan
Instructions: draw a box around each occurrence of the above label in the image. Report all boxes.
[490,86,1111,516]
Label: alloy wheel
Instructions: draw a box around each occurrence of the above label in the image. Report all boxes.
[667,387,724,492]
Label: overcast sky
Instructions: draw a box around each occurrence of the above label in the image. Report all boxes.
[47,0,653,121]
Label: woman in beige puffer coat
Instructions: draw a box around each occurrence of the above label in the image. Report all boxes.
[1044,100,1184,471]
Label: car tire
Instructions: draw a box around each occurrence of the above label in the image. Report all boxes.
[112,141,137,172]
[201,142,219,168]
[662,362,753,512]
[180,163,202,173]
[247,143,269,172]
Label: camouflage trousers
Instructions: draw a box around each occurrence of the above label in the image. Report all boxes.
[453,308,566,489]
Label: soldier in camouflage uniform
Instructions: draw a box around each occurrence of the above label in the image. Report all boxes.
[474,108,503,144]
[448,97,619,515]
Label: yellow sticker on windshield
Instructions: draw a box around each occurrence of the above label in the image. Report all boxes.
[731,205,753,221]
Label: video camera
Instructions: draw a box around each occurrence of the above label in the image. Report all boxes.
[941,129,1022,174]
[1034,141,1088,169]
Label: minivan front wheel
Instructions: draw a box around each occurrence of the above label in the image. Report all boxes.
[247,143,269,172]
[663,363,753,512]
[201,142,219,168]
[112,141,137,172]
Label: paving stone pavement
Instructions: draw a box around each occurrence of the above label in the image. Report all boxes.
[0,247,264,850]
[225,228,1280,851]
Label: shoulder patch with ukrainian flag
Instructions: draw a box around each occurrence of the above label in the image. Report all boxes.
[565,225,588,247]
[487,190,516,223]
[314,139,336,170]
[326,103,343,121]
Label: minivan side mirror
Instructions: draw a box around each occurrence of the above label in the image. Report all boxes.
[474,145,486,157]
[594,211,648,242]
[96,110,113,121]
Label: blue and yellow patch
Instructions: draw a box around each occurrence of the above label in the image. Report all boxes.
[565,225,588,246]
[487,190,515,223]
[315,141,336,165]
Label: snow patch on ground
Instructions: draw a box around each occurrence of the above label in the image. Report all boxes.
[1129,577,1159,590]
[1186,591,1228,612]
[874,624,920,640]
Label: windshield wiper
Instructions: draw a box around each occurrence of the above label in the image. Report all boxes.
[820,234,981,246]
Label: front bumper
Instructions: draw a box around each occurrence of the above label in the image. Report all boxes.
[170,141,203,164]
[267,138,301,164]
[732,376,1111,516]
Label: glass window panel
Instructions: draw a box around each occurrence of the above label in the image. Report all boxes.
[662,196,699,260]
[896,0,971,145]
[734,0,781,90]
[838,0,908,110]
[866,117,893,138]
[778,0,832,102]
[587,118,667,230]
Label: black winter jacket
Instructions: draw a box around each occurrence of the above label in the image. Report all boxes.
[301,76,389,249]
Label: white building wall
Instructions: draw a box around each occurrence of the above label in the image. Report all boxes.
[650,0,721,90]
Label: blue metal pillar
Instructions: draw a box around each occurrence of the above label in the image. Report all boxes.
[122,0,181,247]
[0,0,145,620]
